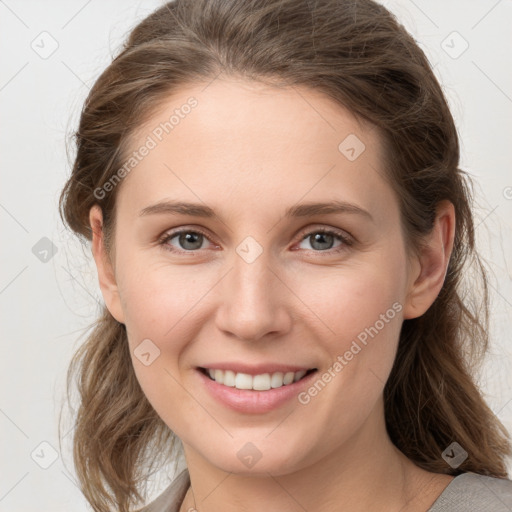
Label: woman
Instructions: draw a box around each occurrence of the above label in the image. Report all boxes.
[59,0,512,510]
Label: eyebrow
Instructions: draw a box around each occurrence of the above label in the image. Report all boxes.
[139,199,373,222]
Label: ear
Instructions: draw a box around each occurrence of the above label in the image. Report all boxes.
[89,205,125,324]
[402,200,456,320]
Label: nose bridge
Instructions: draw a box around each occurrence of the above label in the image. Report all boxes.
[216,236,291,341]
[232,241,273,301]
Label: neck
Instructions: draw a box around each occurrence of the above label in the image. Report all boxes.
[179,401,451,512]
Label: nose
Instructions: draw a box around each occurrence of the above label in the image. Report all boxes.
[214,250,293,342]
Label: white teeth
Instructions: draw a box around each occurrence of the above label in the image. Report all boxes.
[204,368,312,390]
[293,370,307,382]
[235,372,253,390]
[283,371,295,385]
[270,372,284,388]
[253,374,271,391]
[223,370,236,387]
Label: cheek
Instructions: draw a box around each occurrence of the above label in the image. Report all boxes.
[116,252,214,342]
[294,249,407,408]
[291,257,406,439]
[297,257,406,347]
[115,256,215,424]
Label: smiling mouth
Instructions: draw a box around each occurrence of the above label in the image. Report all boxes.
[198,367,317,391]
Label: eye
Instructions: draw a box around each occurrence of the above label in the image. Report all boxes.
[159,228,215,253]
[295,227,353,255]
[158,226,353,255]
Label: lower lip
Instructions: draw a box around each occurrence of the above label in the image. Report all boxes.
[195,368,318,414]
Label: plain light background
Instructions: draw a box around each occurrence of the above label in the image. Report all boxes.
[1,0,511,510]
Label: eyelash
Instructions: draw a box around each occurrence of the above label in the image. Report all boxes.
[157,226,354,256]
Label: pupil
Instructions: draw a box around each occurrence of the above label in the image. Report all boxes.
[180,232,202,250]
[312,233,333,250]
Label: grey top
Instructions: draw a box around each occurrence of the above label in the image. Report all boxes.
[139,469,512,512]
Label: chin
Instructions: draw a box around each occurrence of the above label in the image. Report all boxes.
[197,440,309,477]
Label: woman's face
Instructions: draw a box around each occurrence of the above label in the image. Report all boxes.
[92,78,429,475]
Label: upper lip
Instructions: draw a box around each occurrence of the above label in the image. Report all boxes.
[198,362,317,376]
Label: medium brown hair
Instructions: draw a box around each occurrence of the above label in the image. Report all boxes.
[59,0,512,510]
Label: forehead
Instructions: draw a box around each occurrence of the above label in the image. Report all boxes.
[116,78,396,224]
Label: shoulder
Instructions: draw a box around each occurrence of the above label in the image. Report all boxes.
[428,472,512,512]
[136,468,190,512]
[135,469,512,512]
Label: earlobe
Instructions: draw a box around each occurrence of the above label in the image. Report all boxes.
[402,200,456,320]
[89,205,125,324]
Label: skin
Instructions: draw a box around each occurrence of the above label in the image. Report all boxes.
[90,78,456,511]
